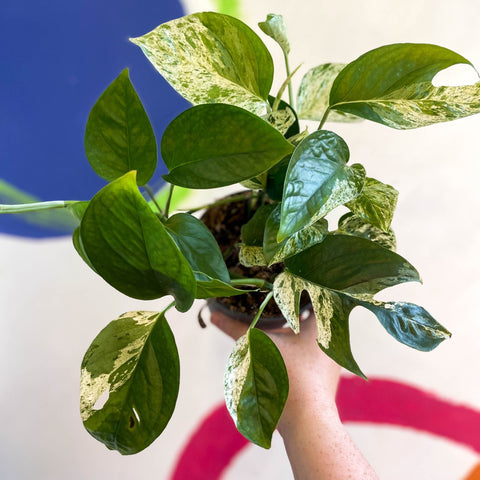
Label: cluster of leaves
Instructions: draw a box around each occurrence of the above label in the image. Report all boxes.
[3,11,480,454]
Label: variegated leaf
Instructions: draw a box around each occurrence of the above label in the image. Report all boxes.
[263,107,296,135]
[239,245,267,267]
[258,14,290,55]
[273,271,364,377]
[264,204,328,265]
[224,328,289,448]
[80,311,179,454]
[297,63,362,122]
[337,212,397,251]
[346,177,398,231]
[329,43,480,129]
[130,12,273,116]
[278,130,366,241]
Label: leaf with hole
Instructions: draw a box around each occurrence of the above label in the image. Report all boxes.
[329,43,480,129]
[162,104,294,189]
[85,69,157,186]
[278,130,365,241]
[80,310,180,455]
[131,12,273,115]
[80,172,196,311]
[224,328,289,448]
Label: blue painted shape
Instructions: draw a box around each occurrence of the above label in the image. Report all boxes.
[0,0,187,237]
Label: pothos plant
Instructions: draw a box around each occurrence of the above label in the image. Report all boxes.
[2,11,480,454]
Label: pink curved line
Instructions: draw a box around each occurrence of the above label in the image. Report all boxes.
[170,376,480,479]
[337,376,480,453]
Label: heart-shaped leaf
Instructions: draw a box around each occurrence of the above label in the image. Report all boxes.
[346,177,398,231]
[264,205,328,265]
[224,328,289,448]
[85,69,157,186]
[80,172,195,311]
[285,234,419,295]
[329,43,480,129]
[297,63,362,122]
[162,104,294,189]
[278,130,365,241]
[130,12,273,115]
[80,310,180,455]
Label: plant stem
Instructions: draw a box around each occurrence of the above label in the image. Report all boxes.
[231,278,273,290]
[249,290,274,330]
[186,192,256,214]
[144,185,165,216]
[164,184,175,217]
[318,108,331,130]
[284,51,294,108]
[0,200,76,214]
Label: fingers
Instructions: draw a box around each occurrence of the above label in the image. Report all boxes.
[210,311,249,341]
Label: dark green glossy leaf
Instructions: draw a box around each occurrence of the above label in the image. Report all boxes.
[72,227,97,273]
[329,43,480,129]
[357,299,451,351]
[162,104,294,189]
[285,234,419,295]
[278,130,365,241]
[225,328,289,448]
[165,213,229,283]
[241,204,277,247]
[346,177,398,231]
[265,154,291,201]
[85,69,157,186]
[337,212,396,251]
[130,12,273,115]
[80,310,179,454]
[264,205,328,265]
[80,172,195,311]
[258,14,290,55]
[297,63,361,122]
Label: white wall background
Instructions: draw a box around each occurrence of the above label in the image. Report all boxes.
[1,1,480,479]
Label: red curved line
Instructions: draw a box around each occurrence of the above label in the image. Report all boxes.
[170,377,480,479]
[169,404,249,480]
[336,376,480,453]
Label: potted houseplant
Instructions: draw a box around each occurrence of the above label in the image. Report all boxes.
[2,11,480,454]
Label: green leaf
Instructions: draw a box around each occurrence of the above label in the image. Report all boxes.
[80,172,196,311]
[278,130,365,241]
[337,212,396,251]
[297,63,362,122]
[265,154,291,201]
[162,104,294,189]
[165,213,229,283]
[264,205,328,265]
[130,12,273,115]
[357,299,451,351]
[195,275,247,299]
[72,227,97,273]
[285,234,419,295]
[273,272,364,377]
[329,43,480,129]
[268,96,300,138]
[80,310,179,454]
[85,69,157,186]
[224,328,289,448]
[241,204,277,247]
[346,177,398,231]
[258,14,290,55]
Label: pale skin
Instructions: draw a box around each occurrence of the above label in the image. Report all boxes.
[211,310,380,480]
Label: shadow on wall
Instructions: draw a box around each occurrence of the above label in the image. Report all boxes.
[0,0,188,238]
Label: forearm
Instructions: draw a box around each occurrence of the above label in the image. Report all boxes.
[278,395,379,480]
